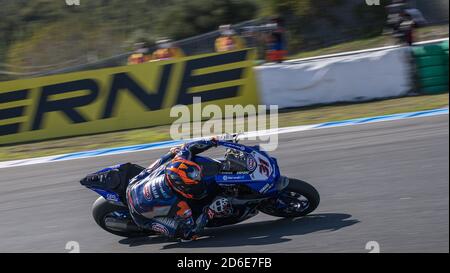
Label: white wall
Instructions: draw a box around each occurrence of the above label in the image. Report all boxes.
[255,47,412,108]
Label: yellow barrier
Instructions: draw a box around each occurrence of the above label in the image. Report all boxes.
[0,49,258,145]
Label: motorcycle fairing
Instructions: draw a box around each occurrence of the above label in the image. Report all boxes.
[215,141,281,197]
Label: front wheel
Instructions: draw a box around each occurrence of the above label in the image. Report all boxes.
[258,178,320,218]
[92,197,155,238]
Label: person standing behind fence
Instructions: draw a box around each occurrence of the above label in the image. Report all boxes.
[215,25,246,52]
[127,42,152,65]
[385,0,421,46]
[151,38,185,61]
[398,12,417,46]
[265,17,287,63]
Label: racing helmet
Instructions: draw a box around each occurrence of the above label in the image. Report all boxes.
[165,158,207,199]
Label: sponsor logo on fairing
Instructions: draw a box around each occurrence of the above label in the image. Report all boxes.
[258,157,271,177]
[151,223,169,236]
[224,143,246,151]
[246,155,257,172]
[259,183,272,194]
[106,193,119,202]
[222,175,247,181]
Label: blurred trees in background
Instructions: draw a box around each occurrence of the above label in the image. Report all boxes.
[259,0,387,52]
[0,0,257,69]
[157,0,256,39]
[0,0,388,71]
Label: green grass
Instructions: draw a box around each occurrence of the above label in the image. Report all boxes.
[288,24,449,60]
[0,93,448,162]
[276,93,448,127]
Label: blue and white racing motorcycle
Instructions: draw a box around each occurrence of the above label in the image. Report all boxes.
[81,137,320,238]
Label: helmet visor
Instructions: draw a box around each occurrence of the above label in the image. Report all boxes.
[186,166,201,181]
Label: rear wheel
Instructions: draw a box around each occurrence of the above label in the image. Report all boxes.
[92,197,155,238]
[258,178,320,218]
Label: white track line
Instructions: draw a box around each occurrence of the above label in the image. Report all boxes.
[0,108,447,169]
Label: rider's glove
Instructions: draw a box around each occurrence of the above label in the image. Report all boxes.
[177,214,207,241]
[180,235,199,243]
[176,219,196,240]
[178,198,232,242]
[210,136,219,147]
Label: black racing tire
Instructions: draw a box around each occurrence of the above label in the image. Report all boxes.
[92,197,154,238]
[259,178,320,218]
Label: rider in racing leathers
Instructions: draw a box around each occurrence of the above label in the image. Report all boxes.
[125,137,233,241]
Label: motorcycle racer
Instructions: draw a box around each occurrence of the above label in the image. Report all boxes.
[125,137,233,241]
[81,134,321,240]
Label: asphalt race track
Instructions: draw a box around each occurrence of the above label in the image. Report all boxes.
[0,115,448,253]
